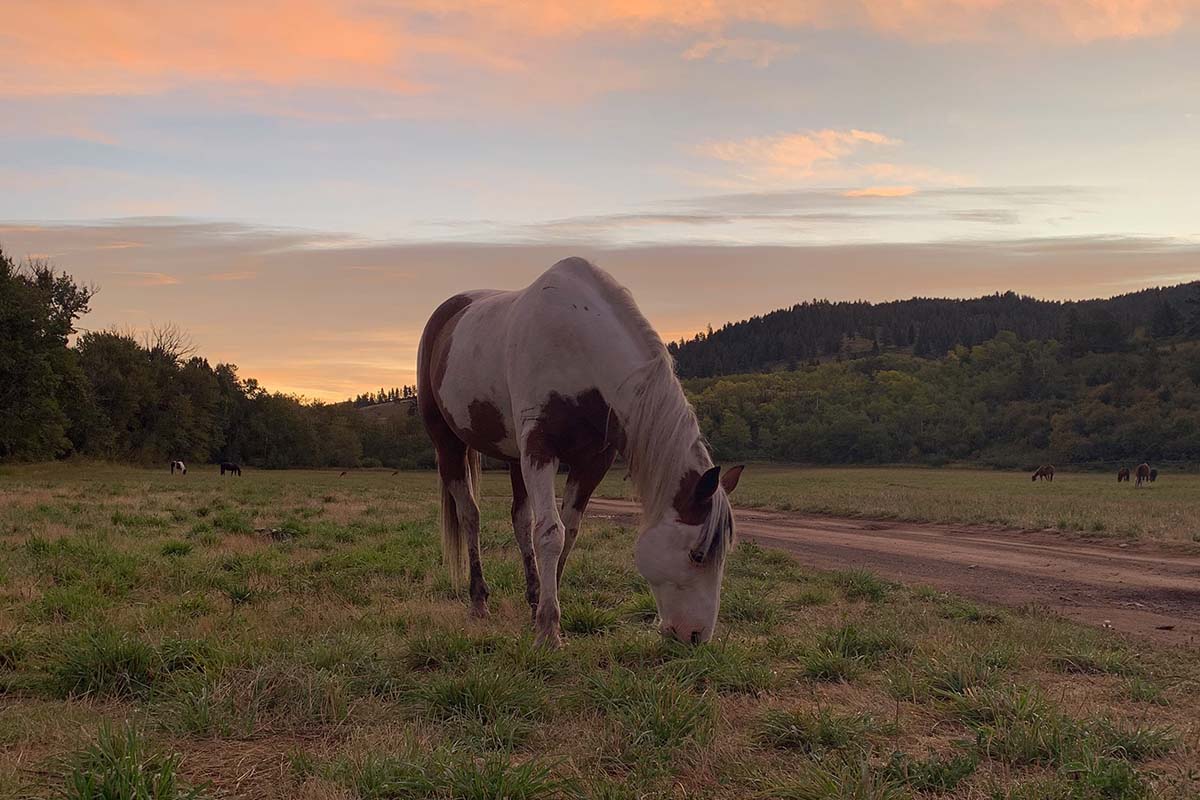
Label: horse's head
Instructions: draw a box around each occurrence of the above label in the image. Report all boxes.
[635,464,744,644]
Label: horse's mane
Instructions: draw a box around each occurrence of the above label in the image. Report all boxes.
[561,258,712,525]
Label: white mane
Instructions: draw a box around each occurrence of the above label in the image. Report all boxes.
[568,259,712,524]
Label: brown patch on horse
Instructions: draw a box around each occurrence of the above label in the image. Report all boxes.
[1118,467,1130,482]
[1136,463,1151,485]
[525,389,624,469]
[672,467,718,525]
[467,399,508,447]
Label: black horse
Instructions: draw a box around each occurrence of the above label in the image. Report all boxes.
[1149,468,1158,483]
[220,461,242,476]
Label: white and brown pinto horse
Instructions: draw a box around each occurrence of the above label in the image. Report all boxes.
[418,257,743,647]
[169,460,187,475]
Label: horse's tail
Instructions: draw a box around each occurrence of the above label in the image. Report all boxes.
[439,447,481,591]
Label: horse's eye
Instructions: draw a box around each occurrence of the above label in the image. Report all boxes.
[689,549,705,564]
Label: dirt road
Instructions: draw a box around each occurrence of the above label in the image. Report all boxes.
[588,498,1200,648]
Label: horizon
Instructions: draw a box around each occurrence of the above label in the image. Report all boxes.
[4,2,1199,399]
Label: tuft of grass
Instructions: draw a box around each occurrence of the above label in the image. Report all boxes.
[831,569,892,603]
[414,666,544,725]
[621,592,659,623]
[335,750,568,800]
[664,641,775,695]
[582,668,714,754]
[560,602,619,636]
[212,509,252,535]
[1050,648,1139,677]
[882,751,977,794]
[938,598,1003,624]
[1122,677,1168,706]
[720,588,781,627]
[160,540,193,557]
[761,758,909,800]
[50,628,159,699]
[801,648,862,683]
[789,587,833,608]
[755,708,875,754]
[58,723,209,800]
[818,623,910,663]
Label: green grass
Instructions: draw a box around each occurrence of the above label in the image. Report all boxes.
[0,463,1195,799]
[58,724,210,800]
[595,465,1200,542]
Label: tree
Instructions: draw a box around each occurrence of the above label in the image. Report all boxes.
[0,249,95,459]
[1150,299,1182,338]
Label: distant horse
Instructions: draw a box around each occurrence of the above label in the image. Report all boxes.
[169,460,187,475]
[1149,468,1158,482]
[1117,467,1130,483]
[1032,464,1055,482]
[419,257,744,646]
[220,461,241,476]
[339,471,347,477]
[1135,463,1151,486]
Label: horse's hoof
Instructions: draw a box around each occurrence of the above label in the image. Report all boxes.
[534,628,562,649]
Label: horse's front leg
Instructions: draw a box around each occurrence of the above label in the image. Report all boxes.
[520,450,565,648]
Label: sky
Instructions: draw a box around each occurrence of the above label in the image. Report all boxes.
[2,1,1199,400]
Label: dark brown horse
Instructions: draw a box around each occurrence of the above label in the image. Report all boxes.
[1135,463,1151,486]
[1117,467,1130,483]
[1149,468,1158,482]
[1031,464,1055,482]
[220,461,241,476]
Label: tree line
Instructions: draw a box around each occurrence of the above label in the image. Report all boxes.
[4,245,1199,470]
[0,248,432,469]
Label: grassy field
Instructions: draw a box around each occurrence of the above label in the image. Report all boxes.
[595,466,1200,543]
[0,463,1198,799]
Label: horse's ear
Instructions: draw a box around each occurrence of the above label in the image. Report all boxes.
[694,466,721,503]
[721,465,745,495]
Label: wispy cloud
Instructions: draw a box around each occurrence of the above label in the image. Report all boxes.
[682,37,800,67]
[206,271,256,281]
[845,186,917,198]
[697,129,900,179]
[114,271,181,286]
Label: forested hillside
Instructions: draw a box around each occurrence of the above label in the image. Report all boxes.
[669,283,1200,377]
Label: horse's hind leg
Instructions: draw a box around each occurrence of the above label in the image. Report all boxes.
[510,463,538,624]
[433,426,490,618]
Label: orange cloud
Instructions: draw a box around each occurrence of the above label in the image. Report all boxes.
[698,129,899,177]
[114,271,180,286]
[3,1,1193,100]
[206,271,256,282]
[1,0,410,97]
[845,186,919,197]
[682,37,801,66]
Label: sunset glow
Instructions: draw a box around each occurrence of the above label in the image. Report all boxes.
[2,1,1198,399]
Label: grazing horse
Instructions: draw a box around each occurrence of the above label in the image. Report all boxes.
[1117,467,1130,483]
[418,257,745,647]
[169,460,187,475]
[220,461,241,476]
[1149,468,1158,482]
[1031,464,1055,482]
[1135,463,1151,486]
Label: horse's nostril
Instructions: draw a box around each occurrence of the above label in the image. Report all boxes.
[690,630,700,645]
